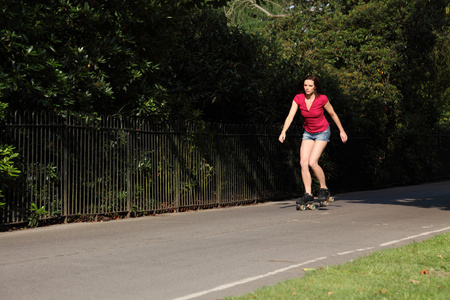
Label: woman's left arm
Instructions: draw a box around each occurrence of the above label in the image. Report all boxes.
[324,102,348,143]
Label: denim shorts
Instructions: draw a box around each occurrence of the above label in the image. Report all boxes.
[302,126,330,142]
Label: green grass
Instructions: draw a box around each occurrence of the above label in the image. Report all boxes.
[226,233,449,300]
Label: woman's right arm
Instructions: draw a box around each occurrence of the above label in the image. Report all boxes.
[279,100,299,143]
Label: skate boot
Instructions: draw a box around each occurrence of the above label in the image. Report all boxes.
[296,193,315,211]
[317,188,333,207]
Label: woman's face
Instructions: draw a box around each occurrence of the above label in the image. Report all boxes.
[304,80,315,95]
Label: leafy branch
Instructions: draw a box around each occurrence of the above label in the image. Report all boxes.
[0,144,21,203]
[226,0,292,20]
[28,203,49,227]
[0,145,20,178]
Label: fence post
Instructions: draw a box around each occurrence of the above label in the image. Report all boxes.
[62,113,69,222]
[216,125,221,206]
[126,117,132,217]
[174,123,180,212]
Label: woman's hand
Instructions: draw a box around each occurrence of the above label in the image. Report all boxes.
[279,101,299,144]
[340,131,348,144]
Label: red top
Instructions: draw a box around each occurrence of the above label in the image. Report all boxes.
[294,93,329,133]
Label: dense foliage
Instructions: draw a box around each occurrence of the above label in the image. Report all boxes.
[0,0,449,191]
[0,104,20,204]
[263,0,449,186]
[1,0,447,124]
[0,0,280,123]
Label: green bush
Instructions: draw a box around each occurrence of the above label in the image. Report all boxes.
[0,102,21,203]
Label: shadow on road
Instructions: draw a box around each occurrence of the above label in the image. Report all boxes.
[342,194,450,210]
[335,181,450,211]
[276,181,450,211]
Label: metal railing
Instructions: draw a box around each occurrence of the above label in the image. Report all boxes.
[0,111,301,224]
[2,111,449,226]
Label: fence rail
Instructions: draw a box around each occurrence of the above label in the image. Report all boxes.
[0,111,301,225]
[2,111,449,226]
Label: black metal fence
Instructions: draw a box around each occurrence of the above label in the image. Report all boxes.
[2,111,450,226]
[0,111,303,225]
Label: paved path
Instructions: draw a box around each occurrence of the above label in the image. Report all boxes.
[1,181,449,300]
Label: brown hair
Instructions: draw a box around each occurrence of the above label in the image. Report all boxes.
[297,75,323,96]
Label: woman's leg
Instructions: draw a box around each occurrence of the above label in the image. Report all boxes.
[308,140,328,189]
[300,140,315,195]
[300,139,329,195]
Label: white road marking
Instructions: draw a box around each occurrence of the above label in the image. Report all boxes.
[336,247,374,256]
[337,250,356,255]
[175,227,450,300]
[357,247,375,251]
[379,226,450,246]
[173,257,327,300]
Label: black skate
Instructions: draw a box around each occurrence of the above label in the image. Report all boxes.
[296,193,315,211]
[317,188,334,207]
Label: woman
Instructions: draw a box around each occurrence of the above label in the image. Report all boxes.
[279,75,347,205]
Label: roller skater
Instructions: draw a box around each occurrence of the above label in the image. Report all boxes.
[279,75,347,211]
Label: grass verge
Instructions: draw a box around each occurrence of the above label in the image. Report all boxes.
[226,233,449,299]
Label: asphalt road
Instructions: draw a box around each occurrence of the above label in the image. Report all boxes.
[1,181,449,300]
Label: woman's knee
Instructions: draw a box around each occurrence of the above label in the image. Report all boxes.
[308,160,320,169]
[300,160,309,170]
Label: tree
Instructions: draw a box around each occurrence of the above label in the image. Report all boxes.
[0,0,162,115]
[434,25,450,128]
[224,0,297,31]
[0,0,280,123]
[223,0,370,31]
[0,1,234,118]
[264,0,449,186]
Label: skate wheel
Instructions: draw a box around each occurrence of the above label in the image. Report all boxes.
[320,201,328,207]
[308,204,316,210]
[328,197,334,203]
[299,205,306,211]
